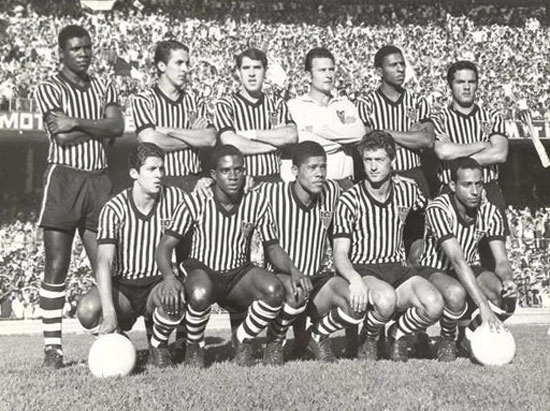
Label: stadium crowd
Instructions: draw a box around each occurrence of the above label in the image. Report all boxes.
[0,0,549,118]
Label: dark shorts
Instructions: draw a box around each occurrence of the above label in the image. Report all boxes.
[254,174,283,184]
[397,167,431,199]
[335,177,354,191]
[39,164,112,232]
[308,272,337,301]
[416,264,486,280]
[163,174,202,193]
[180,259,256,311]
[353,263,418,288]
[114,276,164,320]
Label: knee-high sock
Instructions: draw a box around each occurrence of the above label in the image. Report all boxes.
[362,309,389,340]
[40,281,66,348]
[440,304,468,340]
[186,305,212,346]
[311,307,363,342]
[150,308,184,348]
[236,300,282,343]
[394,307,436,340]
[267,303,307,342]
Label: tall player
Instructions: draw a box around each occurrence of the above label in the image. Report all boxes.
[356,45,435,264]
[131,40,216,357]
[258,141,364,364]
[34,25,124,368]
[214,48,297,183]
[77,143,186,367]
[285,47,365,187]
[419,157,517,361]
[156,145,308,367]
[333,131,444,362]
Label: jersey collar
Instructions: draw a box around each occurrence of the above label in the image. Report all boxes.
[154,85,184,105]
[235,91,265,107]
[449,103,479,119]
[290,181,319,212]
[449,193,477,227]
[376,88,405,107]
[128,187,162,221]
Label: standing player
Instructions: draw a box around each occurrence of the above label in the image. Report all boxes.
[333,131,444,362]
[34,25,124,368]
[131,40,216,356]
[156,145,308,367]
[356,45,435,264]
[77,143,186,367]
[214,48,297,183]
[285,47,365,187]
[258,141,364,364]
[419,157,517,361]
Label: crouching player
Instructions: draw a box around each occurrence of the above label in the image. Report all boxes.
[77,143,186,367]
[333,131,444,362]
[257,141,365,364]
[418,157,517,361]
[156,145,308,368]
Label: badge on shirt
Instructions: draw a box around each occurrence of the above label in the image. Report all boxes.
[474,229,487,242]
[336,110,346,124]
[320,210,333,230]
[241,221,255,237]
[397,206,409,223]
[480,120,492,136]
[188,110,198,125]
[160,219,173,234]
[407,106,418,122]
[269,110,279,127]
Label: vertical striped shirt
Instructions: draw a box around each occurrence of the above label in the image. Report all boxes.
[97,185,185,280]
[214,92,294,177]
[333,176,427,264]
[356,89,431,171]
[131,86,207,176]
[256,180,341,276]
[420,194,506,270]
[34,73,118,171]
[167,189,279,271]
[430,104,507,185]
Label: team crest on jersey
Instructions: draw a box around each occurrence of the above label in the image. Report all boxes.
[160,219,173,234]
[406,106,418,122]
[474,229,487,242]
[188,110,198,125]
[480,120,491,136]
[320,211,333,230]
[269,110,279,127]
[397,206,409,223]
[241,221,255,237]
[336,110,346,124]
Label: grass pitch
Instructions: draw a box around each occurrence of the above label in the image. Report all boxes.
[1,325,549,411]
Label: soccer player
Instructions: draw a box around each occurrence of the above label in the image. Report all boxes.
[214,47,297,183]
[419,157,517,361]
[356,45,435,264]
[333,131,444,362]
[156,145,309,367]
[76,143,186,367]
[34,25,124,368]
[285,47,365,187]
[258,141,364,364]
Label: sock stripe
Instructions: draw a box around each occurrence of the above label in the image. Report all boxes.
[237,301,282,342]
[186,305,211,344]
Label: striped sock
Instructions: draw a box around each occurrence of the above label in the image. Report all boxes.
[150,308,183,348]
[440,304,468,340]
[268,303,307,342]
[236,300,282,343]
[40,281,65,348]
[186,305,212,347]
[311,307,363,342]
[394,307,435,340]
[363,310,388,341]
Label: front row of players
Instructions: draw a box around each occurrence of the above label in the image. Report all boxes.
[77,132,517,368]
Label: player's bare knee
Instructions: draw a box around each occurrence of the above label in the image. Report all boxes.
[187,286,213,311]
[441,283,467,312]
[263,280,285,307]
[420,290,444,321]
[76,297,101,329]
[371,289,396,319]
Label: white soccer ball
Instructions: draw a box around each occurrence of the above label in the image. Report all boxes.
[88,333,137,378]
[470,323,516,366]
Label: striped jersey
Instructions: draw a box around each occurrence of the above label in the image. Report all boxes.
[430,104,507,184]
[357,89,431,171]
[256,180,341,276]
[333,176,427,264]
[97,185,185,280]
[131,86,207,176]
[420,194,506,270]
[167,189,279,272]
[214,92,294,177]
[34,73,118,171]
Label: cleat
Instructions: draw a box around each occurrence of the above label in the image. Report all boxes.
[413,332,433,359]
[263,340,285,366]
[149,344,173,368]
[185,343,205,368]
[389,336,409,362]
[358,337,378,361]
[307,337,337,363]
[174,346,186,364]
[343,325,359,358]
[43,346,63,369]
[437,336,458,362]
[234,339,254,367]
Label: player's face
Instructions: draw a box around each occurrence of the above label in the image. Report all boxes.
[362,148,392,185]
[60,36,92,75]
[212,155,245,197]
[238,57,265,94]
[131,156,165,195]
[293,156,327,195]
[309,57,335,94]
[450,69,478,107]
[160,49,190,88]
[451,168,484,209]
[379,53,405,88]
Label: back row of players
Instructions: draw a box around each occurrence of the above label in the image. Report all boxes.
[35,25,516,369]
